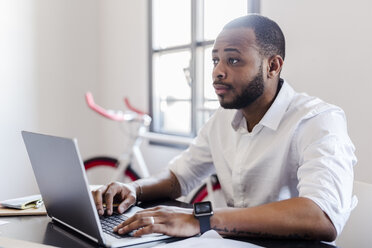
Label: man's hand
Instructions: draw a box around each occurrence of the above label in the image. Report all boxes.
[114,206,200,237]
[92,182,137,216]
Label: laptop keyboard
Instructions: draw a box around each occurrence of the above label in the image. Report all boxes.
[100,213,132,239]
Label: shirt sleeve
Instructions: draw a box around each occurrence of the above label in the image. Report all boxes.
[296,106,357,236]
[168,117,216,196]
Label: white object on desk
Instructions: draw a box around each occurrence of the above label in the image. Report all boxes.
[154,230,262,248]
[0,194,43,210]
[0,220,9,226]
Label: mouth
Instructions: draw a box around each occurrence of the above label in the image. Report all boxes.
[213,82,232,95]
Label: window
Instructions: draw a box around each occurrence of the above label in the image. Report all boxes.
[149,0,259,137]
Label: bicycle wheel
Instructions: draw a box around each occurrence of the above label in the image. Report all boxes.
[84,156,141,183]
[189,174,222,204]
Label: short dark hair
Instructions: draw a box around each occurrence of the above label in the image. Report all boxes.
[223,14,285,60]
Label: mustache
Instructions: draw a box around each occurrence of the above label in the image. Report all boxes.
[213,82,233,89]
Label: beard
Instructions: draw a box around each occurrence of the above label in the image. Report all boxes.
[219,66,264,109]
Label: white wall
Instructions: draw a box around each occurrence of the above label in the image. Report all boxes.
[97,0,149,158]
[0,0,38,200]
[0,0,101,201]
[34,0,101,145]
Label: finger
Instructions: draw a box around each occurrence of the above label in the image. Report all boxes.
[115,219,142,235]
[114,213,138,231]
[114,211,154,231]
[132,216,165,237]
[117,183,137,213]
[116,216,156,235]
[92,185,108,215]
[118,194,135,213]
[104,182,123,215]
[133,223,164,237]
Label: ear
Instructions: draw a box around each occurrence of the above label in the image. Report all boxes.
[267,55,284,79]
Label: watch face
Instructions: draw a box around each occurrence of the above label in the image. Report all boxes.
[194,201,212,215]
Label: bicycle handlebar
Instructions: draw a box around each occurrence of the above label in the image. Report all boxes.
[85,92,151,124]
[124,97,147,115]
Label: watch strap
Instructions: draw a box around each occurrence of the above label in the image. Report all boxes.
[198,215,211,234]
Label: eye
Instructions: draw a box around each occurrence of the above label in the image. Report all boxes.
[228,58,239,65]
[212,58,219,66]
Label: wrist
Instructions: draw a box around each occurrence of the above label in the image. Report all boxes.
[131,181,143,203]
[193,201,213,234]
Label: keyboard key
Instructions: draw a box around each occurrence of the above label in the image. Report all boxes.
[100,213,130,239]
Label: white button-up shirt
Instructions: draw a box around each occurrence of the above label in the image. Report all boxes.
[168,80,357,235]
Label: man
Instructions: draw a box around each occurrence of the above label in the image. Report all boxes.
[93,14,356,241]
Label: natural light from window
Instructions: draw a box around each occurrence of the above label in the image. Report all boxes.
[151,0,248,136]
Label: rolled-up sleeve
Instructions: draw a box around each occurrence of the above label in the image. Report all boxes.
[296,108,357,235]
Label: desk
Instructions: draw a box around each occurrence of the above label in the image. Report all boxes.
[0,199,338,248]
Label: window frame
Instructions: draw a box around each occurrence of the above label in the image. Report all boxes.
[148,0,260,138]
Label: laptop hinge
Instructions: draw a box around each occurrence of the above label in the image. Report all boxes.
[52,216,100,244]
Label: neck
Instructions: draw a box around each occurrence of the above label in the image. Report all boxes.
[241,79,282,132]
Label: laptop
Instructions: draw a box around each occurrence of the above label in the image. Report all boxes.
[22,131,172,247]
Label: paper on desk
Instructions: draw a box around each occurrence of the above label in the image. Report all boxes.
[154,230,263,248]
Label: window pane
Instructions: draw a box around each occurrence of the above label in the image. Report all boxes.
[161,101,191,134]
[153,51,192,134]
[153,0,191,49]
[202,46,219,121]
[204,46,216,102]
[203,0,247,40]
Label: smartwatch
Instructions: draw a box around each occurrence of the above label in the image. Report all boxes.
[193,201,213,234]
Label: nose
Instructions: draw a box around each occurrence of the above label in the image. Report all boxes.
[213,63,226,81]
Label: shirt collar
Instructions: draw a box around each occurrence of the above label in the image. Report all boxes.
[231,79,295,132]
[231,110,245,131]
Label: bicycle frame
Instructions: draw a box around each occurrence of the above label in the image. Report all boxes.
[85,92,151,181]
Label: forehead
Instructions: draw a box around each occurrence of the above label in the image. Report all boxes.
[213,27,258,53]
